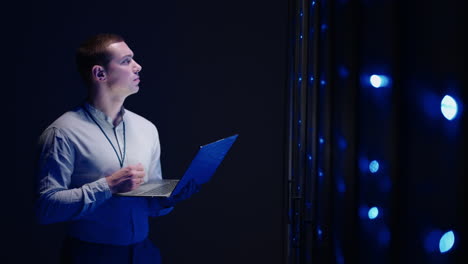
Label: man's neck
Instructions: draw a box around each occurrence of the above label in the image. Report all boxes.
[88,95,125,126]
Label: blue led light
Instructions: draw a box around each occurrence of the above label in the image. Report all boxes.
[378,227,391,246]
[317,227,323,238]
[359,158,369,173]
[439,231,455,253]
[424,230,441,252]
[369,74,390,88]
[368,207,379,220]
[338,65,349,78]
[369,160,379,173]
[440,95,458,120]
[319,137,324,144]
[321,24,328,32]
[338,137,347,150]
[359,206,368,219]
[336,252,344,264]
[337,179,346,193]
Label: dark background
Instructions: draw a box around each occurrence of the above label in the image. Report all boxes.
[7,0,288,263]
[6,0,466,264]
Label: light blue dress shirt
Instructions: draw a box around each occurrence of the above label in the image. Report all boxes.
[35,103,173,245]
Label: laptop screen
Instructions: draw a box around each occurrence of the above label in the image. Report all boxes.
[171,134,238,196]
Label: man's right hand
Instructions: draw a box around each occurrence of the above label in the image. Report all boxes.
[105,163,145,194]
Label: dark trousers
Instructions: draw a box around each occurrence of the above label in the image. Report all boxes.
[60,236,162,264]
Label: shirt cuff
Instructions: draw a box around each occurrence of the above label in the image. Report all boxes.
[94,177,113,200]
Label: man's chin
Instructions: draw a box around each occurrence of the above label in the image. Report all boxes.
[130,85,140,94]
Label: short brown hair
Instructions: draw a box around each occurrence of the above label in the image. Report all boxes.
[75,33,125,86]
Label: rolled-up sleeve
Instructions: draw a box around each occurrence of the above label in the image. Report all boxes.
[35,127,112,225]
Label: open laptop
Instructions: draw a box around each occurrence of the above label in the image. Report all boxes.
[115,134,238,198]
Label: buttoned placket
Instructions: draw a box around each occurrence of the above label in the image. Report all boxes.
[84,104,127,168]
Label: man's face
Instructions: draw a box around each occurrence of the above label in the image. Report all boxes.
[104,41,142,97]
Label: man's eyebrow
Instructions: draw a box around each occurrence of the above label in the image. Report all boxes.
[120,54,134,60]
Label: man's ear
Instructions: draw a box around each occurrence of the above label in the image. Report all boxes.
[92,65,106,81]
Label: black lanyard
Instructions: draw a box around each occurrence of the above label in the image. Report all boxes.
[83,106,126,168]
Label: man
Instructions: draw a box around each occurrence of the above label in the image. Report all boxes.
[35,33,198,264]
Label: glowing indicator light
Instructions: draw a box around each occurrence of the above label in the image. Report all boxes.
[369,160,379,173]
[439,231,455,253]
[369,74,389,88]
[368,207,379,219]
[440,95,458,120]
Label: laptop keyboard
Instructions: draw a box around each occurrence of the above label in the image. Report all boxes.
[139,181,178,196]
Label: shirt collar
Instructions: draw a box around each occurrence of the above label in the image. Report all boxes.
[83,102,126,128]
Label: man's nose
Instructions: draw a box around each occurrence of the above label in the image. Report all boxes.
[134,61,142,73]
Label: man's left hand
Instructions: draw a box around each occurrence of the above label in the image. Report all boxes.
[159,179,200,207]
